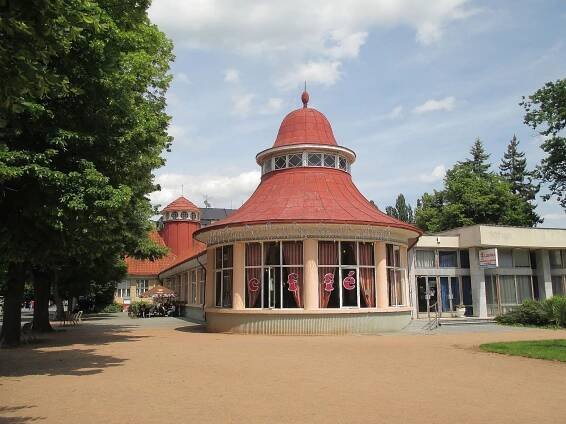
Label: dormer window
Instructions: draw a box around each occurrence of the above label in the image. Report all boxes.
[181,211,188,219]
[171,212,179,219]
[191,212,197,220]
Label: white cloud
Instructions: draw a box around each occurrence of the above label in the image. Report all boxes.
[259,97,284,115]
[174,72,191,84]
[418,165,446,182]
[231,93,255,117]
[224,68,240,84]
[150,1,473,89]
[277,61,341,90]
[151,171,261,209]
[384,105,403,120]
[413,96,456,114]
[168,124,186,139]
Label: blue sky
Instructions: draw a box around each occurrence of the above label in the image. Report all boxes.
[148,0,566,227]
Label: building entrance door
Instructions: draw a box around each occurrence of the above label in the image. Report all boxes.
[439,277,461,312]
[417,276,438,313]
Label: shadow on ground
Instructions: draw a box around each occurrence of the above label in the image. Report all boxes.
[174,325,207,333]
[0,324,146,378]
[0,405,45,423]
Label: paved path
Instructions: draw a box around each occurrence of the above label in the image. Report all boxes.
[1,314,565,423]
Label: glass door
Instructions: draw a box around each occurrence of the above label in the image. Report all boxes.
[417,276,438,314]
[440,276,462,313]
[263,266,281,308]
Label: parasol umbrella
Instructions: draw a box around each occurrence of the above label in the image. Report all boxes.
[141,285,176,300]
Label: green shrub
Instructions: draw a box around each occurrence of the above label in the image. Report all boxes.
[101,302,124,313]
[496,296,566,327]
[129,300,151,318]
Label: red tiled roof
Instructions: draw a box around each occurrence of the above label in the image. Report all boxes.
[195,167,422,235]
[273,107,337,148]
[125,231,176,276]
[161,196,199,213]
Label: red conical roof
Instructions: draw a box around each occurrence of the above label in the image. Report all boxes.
[161,196,199,213]
[194,168,420,234]
[273,99,337,147]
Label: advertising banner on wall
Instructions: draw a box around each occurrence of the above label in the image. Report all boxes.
[479,248,498,268]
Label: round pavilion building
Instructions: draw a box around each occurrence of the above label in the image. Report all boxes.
[194,91,422,334]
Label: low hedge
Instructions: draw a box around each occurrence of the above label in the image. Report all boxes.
[101,302,124,313]
[496,296,566,327]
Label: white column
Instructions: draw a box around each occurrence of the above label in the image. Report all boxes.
[536,250,553,299]
[232,242,245,310]
[375,242,388,308]
[469,247,488,318]
[205,247,215,308]
[303,239,318,309]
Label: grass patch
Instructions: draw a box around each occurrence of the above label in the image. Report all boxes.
[480,339,566,362]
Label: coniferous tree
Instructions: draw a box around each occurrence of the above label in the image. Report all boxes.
[416,140,539,232]
[459,138,491,174]
[499,135,541,225]
[386,194,415,223]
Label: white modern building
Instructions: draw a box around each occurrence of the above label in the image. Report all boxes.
[408,225,566,318]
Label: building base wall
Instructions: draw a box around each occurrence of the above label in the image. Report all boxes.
[184,305,205,322]
[206,310,411,335]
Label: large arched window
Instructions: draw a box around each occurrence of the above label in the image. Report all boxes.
[245,241,303,309]
[318,241,376,308]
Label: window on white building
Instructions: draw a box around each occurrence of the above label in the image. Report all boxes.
[416,250,435,268]
[438,250,458,268]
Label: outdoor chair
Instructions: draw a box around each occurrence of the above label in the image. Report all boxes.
[72,310,83,325]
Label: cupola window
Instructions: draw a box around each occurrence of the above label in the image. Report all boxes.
[181,211,188,219]
[324,154,336,167]
[288,153,302,168]
[171,212,178,219]
[274,156,287,170]
[307,153,322,166]
[338,156,347,171]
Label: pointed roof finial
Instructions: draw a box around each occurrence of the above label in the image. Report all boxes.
[301,81,309,108]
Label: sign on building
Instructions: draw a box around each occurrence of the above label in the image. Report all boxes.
[479,248,498,268]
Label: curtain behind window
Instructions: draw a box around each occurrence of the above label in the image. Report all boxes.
[516,276,532,302]
[319,242,338,308]
[416,250,435,268]
[246,243,262,308]
[283,242,303,308]
[359,243,375,307]
[499,275,517,304]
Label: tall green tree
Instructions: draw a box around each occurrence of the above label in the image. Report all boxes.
[458,137,491,175]
[0,0,172,346]
[499,135,541,225]
[385,194,415,223]
[416,140,539,232]
[521,79,566,210]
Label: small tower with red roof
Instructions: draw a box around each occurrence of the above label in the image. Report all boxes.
[159,196,201,257]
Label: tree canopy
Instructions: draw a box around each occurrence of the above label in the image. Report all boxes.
[416,139,540,232]
[521,78,566,210]
[0,0,173,345]
[385,194,415,224]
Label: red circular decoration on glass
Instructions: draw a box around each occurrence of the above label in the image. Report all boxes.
[248,278,260,292]
[342,271,356,290]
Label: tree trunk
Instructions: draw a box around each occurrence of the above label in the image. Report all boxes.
[52,279,65,321]
[32,271,53,332]
[0,263,26,347]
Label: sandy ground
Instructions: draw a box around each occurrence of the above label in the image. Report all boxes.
[1,314,566,424]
